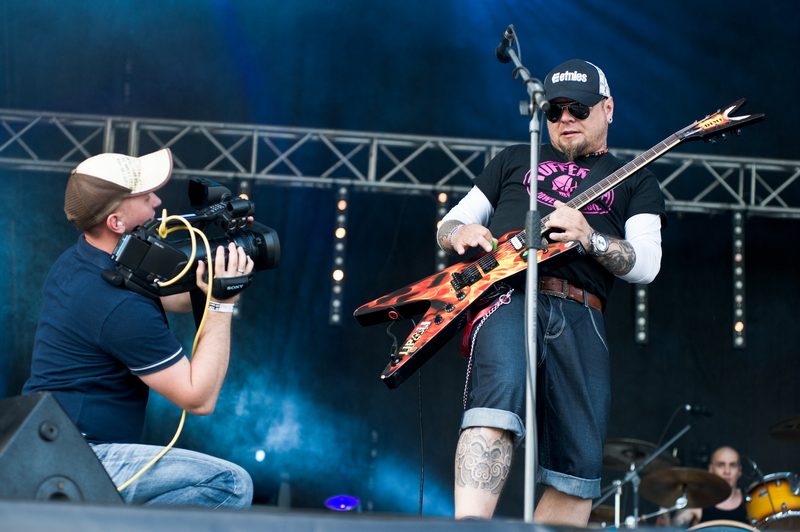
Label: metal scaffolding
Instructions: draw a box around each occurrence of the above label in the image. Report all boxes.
[1,108,799,219]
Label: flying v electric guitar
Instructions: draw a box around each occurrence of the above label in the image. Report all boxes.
[353,99,764,389]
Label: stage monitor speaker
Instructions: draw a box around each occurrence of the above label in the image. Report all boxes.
[0,392,122,503]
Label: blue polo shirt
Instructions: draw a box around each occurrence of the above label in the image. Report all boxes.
[23,235,185,444]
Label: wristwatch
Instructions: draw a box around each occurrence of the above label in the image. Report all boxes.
[589,231,609,256]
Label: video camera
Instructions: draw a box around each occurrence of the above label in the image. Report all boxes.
[104,178,280,300]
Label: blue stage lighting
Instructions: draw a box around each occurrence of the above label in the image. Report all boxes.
[324,495,360,511]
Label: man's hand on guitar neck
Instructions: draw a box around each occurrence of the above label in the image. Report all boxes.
[545,201,636,276]
[438,220,495,256]
[544,201,595,250]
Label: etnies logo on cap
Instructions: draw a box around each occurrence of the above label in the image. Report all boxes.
[551,70,589,84]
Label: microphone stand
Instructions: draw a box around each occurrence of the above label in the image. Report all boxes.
[497,28,550,523]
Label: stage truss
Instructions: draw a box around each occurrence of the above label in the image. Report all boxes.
[1,108,798,215]
[2,109,797,346]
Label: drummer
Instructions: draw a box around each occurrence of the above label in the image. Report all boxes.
[671,446,749,526]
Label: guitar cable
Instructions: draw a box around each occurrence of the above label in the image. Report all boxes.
[417,356,425,517]
[409,319,426,517]
[385,321,401,366]
[385,319,426,516]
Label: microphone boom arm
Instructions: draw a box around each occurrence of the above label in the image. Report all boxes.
[503,48,550,115]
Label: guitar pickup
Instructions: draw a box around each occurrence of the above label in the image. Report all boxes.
[451,265,482,290]
[510,233,525,251]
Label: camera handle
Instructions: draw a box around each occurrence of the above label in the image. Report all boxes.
[188,274,254,327]
[209,274,254,300]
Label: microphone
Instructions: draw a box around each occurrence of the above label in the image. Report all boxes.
[684,404,713,417]
[742,455,765,479]
[495,25,515,63]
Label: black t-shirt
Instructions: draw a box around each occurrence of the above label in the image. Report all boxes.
[473,143,666,306]
[23,236,185,444]
[700,500,749,524]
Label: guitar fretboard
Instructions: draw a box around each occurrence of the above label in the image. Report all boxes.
[513,132,685,241]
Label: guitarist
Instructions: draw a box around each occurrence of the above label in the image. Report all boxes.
[438,59,667,524]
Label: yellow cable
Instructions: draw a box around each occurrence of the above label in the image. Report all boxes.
[116,410,186,491]
[117,210,215,492]
[154,211,197,288]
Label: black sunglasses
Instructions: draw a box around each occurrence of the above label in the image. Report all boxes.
[545,101,592,123]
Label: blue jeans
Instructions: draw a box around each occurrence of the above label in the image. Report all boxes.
[91,443,253,509]
[461,289,610,499]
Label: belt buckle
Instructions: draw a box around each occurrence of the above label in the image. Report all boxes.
[556,279,570,299]
[541,277,570,300]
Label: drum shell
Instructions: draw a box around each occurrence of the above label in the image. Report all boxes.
[745,472,800,529]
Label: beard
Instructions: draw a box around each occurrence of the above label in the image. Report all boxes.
[550,122,608,162]
[552,137,589,162]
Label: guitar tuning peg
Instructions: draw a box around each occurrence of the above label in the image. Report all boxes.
[705,137,717,144]
[720,133,728,141]
[734,129,742,137]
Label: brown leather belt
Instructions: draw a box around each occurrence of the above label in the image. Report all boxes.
[540,276,603,313]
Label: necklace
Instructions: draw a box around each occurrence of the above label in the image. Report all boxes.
[584,148,609,157]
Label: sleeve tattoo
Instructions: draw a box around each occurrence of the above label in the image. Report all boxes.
[597,236,636,276]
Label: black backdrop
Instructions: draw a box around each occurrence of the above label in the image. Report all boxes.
[1,0,798,519]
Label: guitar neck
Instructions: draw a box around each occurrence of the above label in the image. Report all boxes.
[535,133,681,235]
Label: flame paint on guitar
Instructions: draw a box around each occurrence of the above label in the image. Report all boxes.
[353,234,584,389]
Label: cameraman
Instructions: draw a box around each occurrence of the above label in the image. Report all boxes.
[23,148,254,508]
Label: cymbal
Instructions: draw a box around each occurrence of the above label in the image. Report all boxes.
[603,438,680,472]
[768,415,800,441]
[640,467,731,509]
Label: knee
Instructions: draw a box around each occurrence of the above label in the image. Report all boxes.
[201,463,253,510]
[221,465,253,510]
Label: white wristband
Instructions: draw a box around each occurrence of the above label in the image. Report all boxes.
[447,224,465,245]
[208,301,235,313]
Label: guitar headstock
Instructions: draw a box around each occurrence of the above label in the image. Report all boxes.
[678,98,765,143]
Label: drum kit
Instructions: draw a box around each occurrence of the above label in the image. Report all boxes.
[591,415,800,530]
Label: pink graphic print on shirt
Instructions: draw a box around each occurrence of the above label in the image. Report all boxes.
[523,159,614,214]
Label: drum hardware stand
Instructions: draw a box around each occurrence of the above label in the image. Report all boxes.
[593,422,694,528]
[612,479,623,528]
[637,488,688,523]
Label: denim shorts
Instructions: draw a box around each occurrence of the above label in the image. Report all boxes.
[461,289,610,499]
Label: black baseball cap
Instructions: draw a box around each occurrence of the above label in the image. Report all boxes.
[544,59,611,106]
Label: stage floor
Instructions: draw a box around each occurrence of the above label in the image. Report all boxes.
[1,499,764,532]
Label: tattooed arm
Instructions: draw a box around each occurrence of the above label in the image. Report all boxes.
[437,187,495,256]
[589,213,663,281]
[588,233,637,276]
[544,201,662,283]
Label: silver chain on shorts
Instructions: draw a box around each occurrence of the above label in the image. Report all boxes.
[462,288,514,410]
